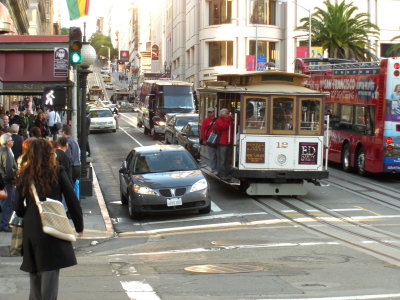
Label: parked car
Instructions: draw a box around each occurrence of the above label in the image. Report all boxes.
[175,122,200,160]
[119,145,210,219]
[88,107,117,133]
[164,113,198,144]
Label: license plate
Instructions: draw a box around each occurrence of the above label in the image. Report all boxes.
[167,197,182,207]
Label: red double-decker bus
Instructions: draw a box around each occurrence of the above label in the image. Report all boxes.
[295,57,400,175]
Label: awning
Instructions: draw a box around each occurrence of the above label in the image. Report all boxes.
[0,3,15,34]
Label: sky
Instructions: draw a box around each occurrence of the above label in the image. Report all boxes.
[54,0,112,39]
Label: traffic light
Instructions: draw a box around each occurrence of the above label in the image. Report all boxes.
[69,27,82,65]
[43,87,66,109]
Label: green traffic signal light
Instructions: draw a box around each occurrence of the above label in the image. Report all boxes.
[71,52,82,64]
[69,27,82,65]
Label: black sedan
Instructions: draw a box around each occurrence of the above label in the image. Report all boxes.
[164,113,198,144]
[174,122,200,160]
[119,145,210,219]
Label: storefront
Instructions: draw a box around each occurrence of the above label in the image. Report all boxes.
[0,35,71,112]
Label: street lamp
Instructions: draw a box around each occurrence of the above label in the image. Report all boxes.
[231,17,259,71]
[249,0,259,70]
[78,42,96,195]
[278,0,312,58]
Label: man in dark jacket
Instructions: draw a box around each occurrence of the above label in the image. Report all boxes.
[0,133,17,231]
[10,124,24,162]
[56,136,72,183]
[9,109,22,127]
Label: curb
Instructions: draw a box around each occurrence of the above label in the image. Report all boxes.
[90,165,114,235]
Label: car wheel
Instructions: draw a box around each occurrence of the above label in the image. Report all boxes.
[144,126,150,135]
[342,143,352,172]
[128,193,141,219]
[356,147,366,176]
[199,204,211,214]
[164,133,170,144]
[120,188,128,205]
[112,129,116,132]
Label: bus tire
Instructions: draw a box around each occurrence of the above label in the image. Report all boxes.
[342,143,352,172]
[356,147,366,176]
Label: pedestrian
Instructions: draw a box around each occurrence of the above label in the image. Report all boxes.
[29,126,42,139]
[13,138,83,300]
[34,112,49,138]
[55,136,73,183]
[26,109,36,132]
[61,124,81,183]
[215,108,234,180]
[19,111,29,138]
[9,108,22,127]
[46,107,61,141]
[2,114,9,130]
[200,107,217,173]
[10,124,24,162]
[0,133,17,232]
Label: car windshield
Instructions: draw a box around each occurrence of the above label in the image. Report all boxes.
[134,151,198,173]
[190,125,199,136]
[176,116,198,127]
[162,95,194,109]
[90,110,112,118]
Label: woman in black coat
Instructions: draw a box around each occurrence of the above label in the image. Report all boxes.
[13,139,83,300]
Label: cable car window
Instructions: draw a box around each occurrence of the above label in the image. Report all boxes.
[245,97,266,130]
[272,97,294,131]
[300,99,321,132]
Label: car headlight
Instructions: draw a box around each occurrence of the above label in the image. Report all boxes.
[190,179,207,192]
[132,185,157,195]
[155,121,166,126]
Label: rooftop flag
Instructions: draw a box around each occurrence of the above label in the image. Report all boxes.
[66,0,90,20]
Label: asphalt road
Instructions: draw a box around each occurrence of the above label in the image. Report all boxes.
[85,111,400,300]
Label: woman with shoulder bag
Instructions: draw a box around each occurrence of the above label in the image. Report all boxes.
[13,139,84,300]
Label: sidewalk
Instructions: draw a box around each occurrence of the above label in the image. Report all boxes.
[0,166,114,257]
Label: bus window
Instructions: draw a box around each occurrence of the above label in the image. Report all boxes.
[354,105,374,135]
[339,104,353,130]
[299,99,321,133]
[272,97,295,132]
[244,97,267,130]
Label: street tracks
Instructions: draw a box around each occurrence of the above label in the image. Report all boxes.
[253,195,400,266]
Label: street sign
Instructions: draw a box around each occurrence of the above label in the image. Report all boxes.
[256,55,267,71]
[54,47,69,77]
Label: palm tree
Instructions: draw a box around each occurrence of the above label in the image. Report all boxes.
[296,0,380,61]
[388,35,400,56]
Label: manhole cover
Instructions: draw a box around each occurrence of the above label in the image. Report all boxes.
[184,264,264,274]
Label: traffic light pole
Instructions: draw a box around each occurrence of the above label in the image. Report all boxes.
[78,64,93,197]
[72,66,78,140]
